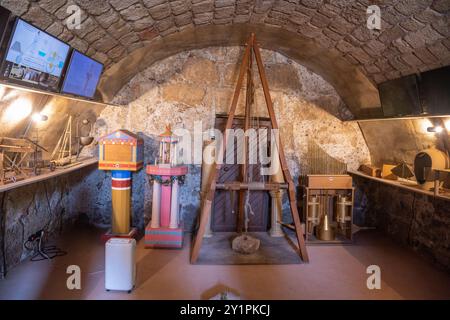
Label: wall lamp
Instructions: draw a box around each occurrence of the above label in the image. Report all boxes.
[426,126,443,133]
[32,113,48,122]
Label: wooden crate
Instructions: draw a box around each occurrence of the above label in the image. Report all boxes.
[358,164,380,177]
[306,174,352,189]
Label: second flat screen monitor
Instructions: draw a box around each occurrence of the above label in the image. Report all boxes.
[61,50,103,99]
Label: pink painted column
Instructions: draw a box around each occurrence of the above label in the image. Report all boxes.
[159,176,172,227]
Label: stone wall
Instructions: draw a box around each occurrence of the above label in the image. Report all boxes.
[81,46,371,231]
[0,163,99,277]
[352,174,450,272]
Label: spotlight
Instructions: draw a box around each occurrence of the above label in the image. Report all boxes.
[3,98,32,123]
[427,126,443,133]
[32,113,48,122]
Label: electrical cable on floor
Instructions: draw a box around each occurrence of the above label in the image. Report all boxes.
[23,182,67,262]
[23,230,67,262]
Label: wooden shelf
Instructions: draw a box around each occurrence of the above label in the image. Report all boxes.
[0,81,122,107]
[345,114,450,122]
[0,157,98,193]
[348,169,450,201]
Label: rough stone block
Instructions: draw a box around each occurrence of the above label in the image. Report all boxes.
[132,16,155,31]
[192,0,214,14]
[46,21,65,37]
[39,0,67,14]
[155,18,175,32]
[170,0,191,15]
[162,83,206,106]
[214,6,235,19]
[96,8,121,29]
[69,36,89,53]
[0,0,29,16]
[22,5,54,30]
[92,35,119,52]
[182,57,219,84]
[142,0,167,9]
[175,11,193,27]
[149,3,171,20]
[74,0,110,16]
[109,0,140,11]
[120,4,150,21]
[193,12,213,25]
[232,235,260,254]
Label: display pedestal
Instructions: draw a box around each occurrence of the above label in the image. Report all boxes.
[145,165,188,249]
[98,130,144,242]
[145,227,183,248]
[101,227,138,243]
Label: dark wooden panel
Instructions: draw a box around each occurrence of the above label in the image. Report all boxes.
[210,115,271,232]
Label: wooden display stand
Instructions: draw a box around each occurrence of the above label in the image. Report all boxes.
[144,126,187,249]
[301,174,354,244]
[145,165,187,249]
[98,130,144,240]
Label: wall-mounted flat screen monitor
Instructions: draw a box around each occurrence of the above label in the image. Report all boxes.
[61,50,103,99]
[379,74,423,117]
[419,66,450,115]
[0,18,70,92]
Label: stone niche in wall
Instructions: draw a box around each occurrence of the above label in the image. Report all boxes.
[83,46,371,231]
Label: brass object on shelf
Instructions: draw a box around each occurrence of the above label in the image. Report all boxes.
[307,195,320,233]
[317,213,335,241]
[336,195,352,224]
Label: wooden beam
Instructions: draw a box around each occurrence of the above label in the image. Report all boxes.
[238,34,254,233]
[253,39,309,262]
[190,40,252,263]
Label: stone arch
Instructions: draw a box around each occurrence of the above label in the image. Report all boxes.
[98,23,380,115]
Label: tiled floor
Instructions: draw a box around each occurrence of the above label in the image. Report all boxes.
[0,226,449,300]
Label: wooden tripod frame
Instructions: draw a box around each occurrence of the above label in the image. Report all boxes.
[190,33,309,263]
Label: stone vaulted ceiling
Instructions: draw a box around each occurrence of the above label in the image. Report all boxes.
[1,0,449,112]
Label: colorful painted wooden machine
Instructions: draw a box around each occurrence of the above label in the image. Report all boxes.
[145,126,188,248]
[98,130,144,238]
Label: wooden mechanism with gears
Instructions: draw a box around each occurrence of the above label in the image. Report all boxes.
[190,33,309,264]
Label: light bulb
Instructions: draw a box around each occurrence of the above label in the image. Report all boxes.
[427,125,444,133]
[32,113,48,122]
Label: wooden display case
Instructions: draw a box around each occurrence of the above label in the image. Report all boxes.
[301,174,354,244]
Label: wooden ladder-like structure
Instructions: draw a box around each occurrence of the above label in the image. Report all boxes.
[190,33,309,263]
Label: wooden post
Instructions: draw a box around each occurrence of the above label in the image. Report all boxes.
[0,152,4,185]
[253,39,309,262]
[238,37,254,233]
[190,42,252,264]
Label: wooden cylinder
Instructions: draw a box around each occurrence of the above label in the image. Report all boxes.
[111,170,131,234]
[202,142,215,237]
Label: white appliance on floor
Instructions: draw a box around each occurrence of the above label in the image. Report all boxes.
[105,238,136,293]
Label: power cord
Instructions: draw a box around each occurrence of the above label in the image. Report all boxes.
[23,230,67,262]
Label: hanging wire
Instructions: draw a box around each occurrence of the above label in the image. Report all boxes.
[244,53,257,232]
